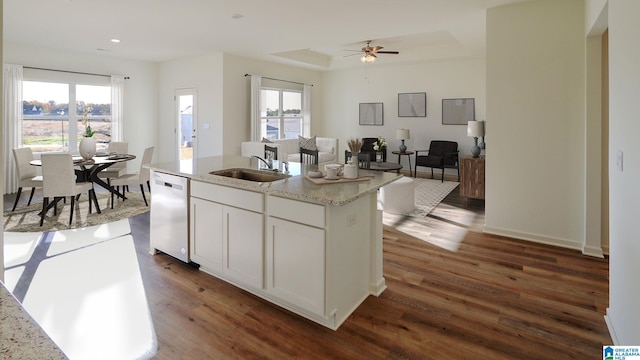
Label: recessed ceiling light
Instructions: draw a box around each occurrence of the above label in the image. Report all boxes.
[110,38,121,43]
[231,13,243,19]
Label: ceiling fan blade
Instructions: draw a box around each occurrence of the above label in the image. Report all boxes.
[376,51,399,54]
[371,46,384,52]
[343,53,363,58]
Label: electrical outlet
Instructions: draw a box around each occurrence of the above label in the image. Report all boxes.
[617,150,624,172]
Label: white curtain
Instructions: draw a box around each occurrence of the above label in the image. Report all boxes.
[111,75,125,141]
[250,75,262,141]
[303,84,311,137]
[3,64,23,194]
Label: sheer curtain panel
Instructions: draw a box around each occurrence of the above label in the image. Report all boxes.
[250,75,262,141]
[303,84,311,137]
[3,64,23,194]
[111,75,125,141]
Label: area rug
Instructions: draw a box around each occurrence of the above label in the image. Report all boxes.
[3,223,157,360]
[3,191,150,233]
[407,178,459,217]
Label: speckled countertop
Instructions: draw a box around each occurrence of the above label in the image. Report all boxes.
[148,155,402,206]
[0,282,67,359]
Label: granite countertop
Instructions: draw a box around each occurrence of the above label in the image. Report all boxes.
[148,155,402,206]
[0,282,67,359]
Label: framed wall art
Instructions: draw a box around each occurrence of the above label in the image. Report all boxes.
[398,92,426,117]
[359,102,384,126]
[442,98,475,125]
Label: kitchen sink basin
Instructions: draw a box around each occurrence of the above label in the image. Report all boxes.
[209,168,290,182]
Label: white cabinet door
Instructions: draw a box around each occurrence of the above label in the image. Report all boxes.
[266,217,325,315]
[190,197,224,273]
[223,206,264,289]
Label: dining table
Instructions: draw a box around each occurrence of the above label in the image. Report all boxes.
[30,152,137,213]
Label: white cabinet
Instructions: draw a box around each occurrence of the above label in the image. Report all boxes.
[190,197,223,273]
[222,206,263,288]
[266,217,325,315]
[190,181,264,288]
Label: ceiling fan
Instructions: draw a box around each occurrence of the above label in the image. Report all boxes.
[345,40,400,63]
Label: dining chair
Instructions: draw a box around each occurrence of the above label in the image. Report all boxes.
[264,144,278,160]
[344,150,371,169]
[109,146,154,209]
[300,147,318,165]
[11,147,43,211]
[40,153,99,226]
[98,141,129,186]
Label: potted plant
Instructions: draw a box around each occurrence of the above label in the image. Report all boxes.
[79,105,97,160]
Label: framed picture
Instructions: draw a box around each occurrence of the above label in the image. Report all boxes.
[398,92,426,117]
[359,102,384,126]
[442,98,475,125]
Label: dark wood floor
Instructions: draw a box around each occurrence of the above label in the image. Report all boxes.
[4,173,611,359]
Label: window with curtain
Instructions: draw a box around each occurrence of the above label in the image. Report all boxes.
[260,87,302,141]
[21,69,112,153]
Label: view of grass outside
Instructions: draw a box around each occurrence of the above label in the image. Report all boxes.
[22,81,111,153]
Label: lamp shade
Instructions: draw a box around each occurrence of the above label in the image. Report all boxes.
[467,121,484,138]
[395,129,410,140]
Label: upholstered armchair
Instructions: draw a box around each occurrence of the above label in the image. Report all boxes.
[414,140,459,182]
[361,137,387,163]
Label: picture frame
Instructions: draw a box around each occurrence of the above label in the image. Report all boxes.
[398,92,426,117]
[442,98,475,125]
[359,102,384,126]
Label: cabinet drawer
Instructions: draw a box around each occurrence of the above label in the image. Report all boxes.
[191,181,263,212]
[267,195,325,228]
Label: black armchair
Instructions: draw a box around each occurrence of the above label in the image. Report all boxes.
[414,140,459,182]
[361,137,387,162]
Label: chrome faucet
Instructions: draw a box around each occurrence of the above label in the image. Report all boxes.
[252,155,273,170]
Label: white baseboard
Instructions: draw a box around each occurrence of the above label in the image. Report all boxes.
[605,307,620,345]
[483,225,583,251]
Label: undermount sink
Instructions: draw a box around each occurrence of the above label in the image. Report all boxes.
[209,168,290,182]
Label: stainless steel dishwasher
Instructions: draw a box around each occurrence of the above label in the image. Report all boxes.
[150,170,190,263]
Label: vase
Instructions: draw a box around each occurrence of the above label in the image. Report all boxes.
[349,152,359,165]
[376,151,383,162]
[79,136,97,160]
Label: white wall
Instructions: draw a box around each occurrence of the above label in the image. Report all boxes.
[221,54,325,156]
[2,42,159,171]
[485,0,586,249]
[157,53,224,162]
[606,0,640,346]
[322,59,485,172]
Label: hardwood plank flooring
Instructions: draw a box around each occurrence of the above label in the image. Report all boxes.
[4,173,611,359]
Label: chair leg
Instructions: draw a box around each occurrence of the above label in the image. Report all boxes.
[111,186,115,209]
[431,168,434,179]
[441,168,445,182]
[147,180,151,192]
[91,189,101,214]
[40,197,48,226]
[69,196,75,226]
[53,197,58,216]
[27,187,36,206]
[140,184,148,206]
[88,192,92,214]
[11,187,23,211]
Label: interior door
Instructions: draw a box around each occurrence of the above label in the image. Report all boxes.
[176,88,197,173]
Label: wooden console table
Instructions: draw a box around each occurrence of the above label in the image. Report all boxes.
[459,155,485,205]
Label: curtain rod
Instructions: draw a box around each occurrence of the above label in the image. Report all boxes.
[23,66,130,79]
[244,73,312,86]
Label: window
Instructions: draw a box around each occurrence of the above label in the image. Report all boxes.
[21,71,112,153]
[260,88,302,140]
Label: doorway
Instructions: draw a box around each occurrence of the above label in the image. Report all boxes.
[176,88,197,173]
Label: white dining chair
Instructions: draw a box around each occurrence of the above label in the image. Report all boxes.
[11,147,43,211]
[97,141,129,186]
[40,153,99,226]
[110,146,154,209]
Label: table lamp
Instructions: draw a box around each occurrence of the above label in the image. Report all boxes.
[467,121,484,158]
[396,129,410,152]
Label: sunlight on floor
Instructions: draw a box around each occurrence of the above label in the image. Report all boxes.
[383,203,480,252]
[3,222,157,360]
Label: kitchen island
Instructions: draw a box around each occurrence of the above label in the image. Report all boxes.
[148,155,401,330]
